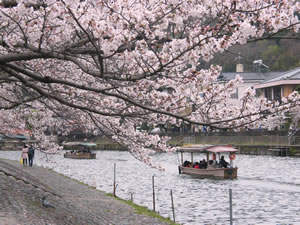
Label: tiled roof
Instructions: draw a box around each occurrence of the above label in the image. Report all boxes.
[254,67,300,89]
[218,71,282,81]
[260,67,300,83]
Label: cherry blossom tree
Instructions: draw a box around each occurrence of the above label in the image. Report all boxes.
[0,0,299,167]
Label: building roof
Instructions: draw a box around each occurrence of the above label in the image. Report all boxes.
[218,71,281,82]
[254,67,300,89]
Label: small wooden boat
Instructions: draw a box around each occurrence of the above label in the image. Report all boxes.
[178,145,239,179]
[63,142,97,159]
[64,151,96,159]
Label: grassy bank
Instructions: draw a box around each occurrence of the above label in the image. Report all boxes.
[106,194,179,225]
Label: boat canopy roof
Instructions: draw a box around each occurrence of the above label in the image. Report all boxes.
[63,142,97,147]
[178,145,239,153]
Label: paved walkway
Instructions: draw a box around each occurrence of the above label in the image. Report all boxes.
[0,159,170,225]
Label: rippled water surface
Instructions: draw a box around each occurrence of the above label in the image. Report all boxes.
[1,151,300,225]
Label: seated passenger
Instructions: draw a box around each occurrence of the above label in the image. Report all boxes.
[199,160,203,168]
[203,159,208,169]
[215,161,219,167]
[207,160,215,169]
[183,160,189,167]
[194,162,200,169]
[183,160,191,167]
[199,159,207,169]
[220,156,230,168]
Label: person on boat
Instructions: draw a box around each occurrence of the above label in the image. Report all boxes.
[199,159,207,169]
[207,160,217,169]
[183,160,191,167]
[220,156,230,168]
[194,162,200,169]
[215,160,219,167]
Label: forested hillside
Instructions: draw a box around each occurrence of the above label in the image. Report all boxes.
[204,33,300,72]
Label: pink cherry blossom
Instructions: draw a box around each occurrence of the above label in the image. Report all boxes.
[0,0,299,168]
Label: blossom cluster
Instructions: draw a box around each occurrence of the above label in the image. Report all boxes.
[0,0,299,168]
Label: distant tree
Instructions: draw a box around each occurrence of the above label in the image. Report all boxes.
[0,0,300,167]
[208,33,300,72]
[262,44,299,71]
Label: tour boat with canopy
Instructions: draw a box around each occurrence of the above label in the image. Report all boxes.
[178,145,239,179]
[63,142,96,159]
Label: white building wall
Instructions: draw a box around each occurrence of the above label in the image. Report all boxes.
[228,81,259,106]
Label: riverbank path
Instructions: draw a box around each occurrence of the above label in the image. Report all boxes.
[0,158,170,225]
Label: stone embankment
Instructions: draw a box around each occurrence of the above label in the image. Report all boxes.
[0,159,171,225]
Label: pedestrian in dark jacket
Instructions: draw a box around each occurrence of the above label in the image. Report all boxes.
[28,146,35,167]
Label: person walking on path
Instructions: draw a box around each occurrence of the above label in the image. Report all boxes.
[28,145,35,167]
[21,145,29,166]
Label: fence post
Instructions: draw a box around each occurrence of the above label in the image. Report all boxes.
[130,193,133,202]
[152,175,156,212]
[229,188,233,225]
[113,163,116,197]
[170,189,176,223]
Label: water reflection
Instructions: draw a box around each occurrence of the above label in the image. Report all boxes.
[1,151,300,225]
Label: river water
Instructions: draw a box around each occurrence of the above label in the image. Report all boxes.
[1,150,300,225]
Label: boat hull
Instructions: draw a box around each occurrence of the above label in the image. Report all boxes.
[64,153,96,159]
[179,166,238,179]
